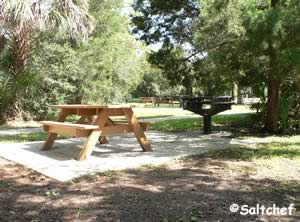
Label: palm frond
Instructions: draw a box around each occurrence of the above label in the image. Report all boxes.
[0,0,94,39]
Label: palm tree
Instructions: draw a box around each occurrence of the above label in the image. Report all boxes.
[0,0,94,121]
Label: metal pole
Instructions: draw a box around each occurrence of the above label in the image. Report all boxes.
[203,115,212,134]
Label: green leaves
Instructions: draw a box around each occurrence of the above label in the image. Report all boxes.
[20,0,148,119]
[131,0,199,44]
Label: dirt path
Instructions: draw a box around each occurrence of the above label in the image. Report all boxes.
[0,156,299,222]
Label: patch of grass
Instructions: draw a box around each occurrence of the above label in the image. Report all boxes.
[98,170,118,177]
[0,181,11,188]
[0,132,68,143]
[143,103,181,108]
[150,118,201,132]
[150,113,254,132]
[203,143,300,161]
[73,170,121,183]
[0,125,39,130]
[138,115,173,119]
[139,164,168,171]
[45,189,62,199]
[213,113,255,126]
[0,125,14,130]
[255,181,300,194]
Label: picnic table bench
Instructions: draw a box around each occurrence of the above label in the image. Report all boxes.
[41,105,152,160]
[140,96,181,107]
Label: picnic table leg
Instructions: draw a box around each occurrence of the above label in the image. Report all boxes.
[78,110,107,160]
[123,108,152,152]
[78,115,109,144]
[77,115,89,124]
[78,130,103,161]
[99,136,109,144]
[41,110,68,151]
[98,117,114,144]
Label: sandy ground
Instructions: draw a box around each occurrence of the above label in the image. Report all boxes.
[0,152,299,222]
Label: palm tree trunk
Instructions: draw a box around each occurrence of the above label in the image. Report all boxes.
[6,25,33,120]
[11,25,32,75]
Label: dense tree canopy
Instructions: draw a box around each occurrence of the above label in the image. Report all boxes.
[132,0,300,132]
[0,0,299,133]
[0,0,148,121]
[0,0,93,120]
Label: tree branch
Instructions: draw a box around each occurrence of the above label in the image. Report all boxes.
[183,40,236,61]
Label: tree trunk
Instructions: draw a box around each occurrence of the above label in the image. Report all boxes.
[264,0,281,133]
[1,25,33,121]
[184,77,193,96]
[0,112,7,125]
[0,34,6,53]
[11,25,32,75]
[237,83,243,104]
[265,78,281,132]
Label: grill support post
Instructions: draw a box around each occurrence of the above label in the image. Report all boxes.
[182,96,233,135]
[203,115,212,134]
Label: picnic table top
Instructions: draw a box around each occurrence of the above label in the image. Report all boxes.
[51,105,131,109]
[42,104,152,160]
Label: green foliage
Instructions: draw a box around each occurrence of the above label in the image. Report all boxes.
[148,46,194,95]
[280,77,300,132]
[132,0,199,44]
[132,68,182,97]
[132,0,200,95]
[132,0,300,132]
[1,0,148,121]
[0,0,94,121]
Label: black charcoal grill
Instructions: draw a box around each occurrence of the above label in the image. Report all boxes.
[182,96,234,134]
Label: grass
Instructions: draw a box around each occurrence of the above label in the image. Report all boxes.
[150,113,254,132]
[202,143,300,161]
[179,141,300,182]
[255,180,300,193]
[0,125,14,130]
[0,132,68,143]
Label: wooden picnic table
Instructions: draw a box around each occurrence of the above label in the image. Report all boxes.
[40,105,152,160]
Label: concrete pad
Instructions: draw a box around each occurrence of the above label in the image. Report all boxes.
[0,131,233,182]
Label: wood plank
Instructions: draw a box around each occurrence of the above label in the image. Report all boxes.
[103,108,126,116]
[79,115,109,144]
[41,110,68,151]
[123,108,152,152]
[101,125,133,136]
[78,110,107,161]
[76,109,98,116]
[113,121,150,131]
[51,105,130,109]
[41,121,99,130]
[51,105,108,109]
[46,125,92,137]
[78,130,102,161]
